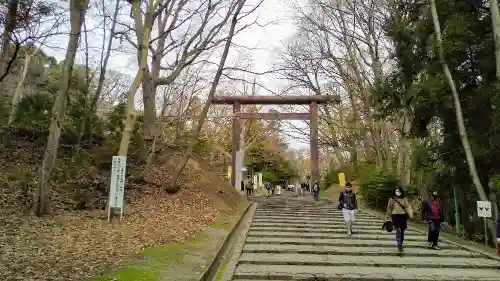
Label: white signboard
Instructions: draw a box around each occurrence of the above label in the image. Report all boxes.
[253,174,258,190]
[108,156,127,221]
[477,201,492,218]
[258,173,262,187]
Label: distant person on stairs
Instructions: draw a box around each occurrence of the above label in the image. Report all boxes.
[339,182,357,236]
[422,190,444,250]
[312,181,320,201]
[264,181,271,196]
[497,209,500,256]
[386,187,414,254]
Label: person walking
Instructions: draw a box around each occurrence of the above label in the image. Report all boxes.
[339,182,357,236]
[497,210,500,256]
[264,181,271,196]
[312,181,320,201]
[386,187,414,254]
[422,190,444,250]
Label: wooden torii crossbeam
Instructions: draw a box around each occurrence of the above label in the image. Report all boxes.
[212,95,341,188]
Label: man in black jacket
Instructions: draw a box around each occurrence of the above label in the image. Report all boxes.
[339,182,357,236]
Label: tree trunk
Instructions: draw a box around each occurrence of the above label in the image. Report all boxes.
[8,50,35,124]
[117,0,155,157]
[141,71,156,142]
[169,0,246,190]
[382,121,393,171]
[429,0,497,241]
[401,113,412,185]
[141,93,170,177]
[0,0,19,82]
[490,0,500,80]
[76,0,120,148]
[35,0,89,216]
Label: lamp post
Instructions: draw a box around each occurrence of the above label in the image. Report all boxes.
[452,167,461,236]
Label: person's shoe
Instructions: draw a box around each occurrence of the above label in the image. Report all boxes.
[432,245,440,250]
[428,242,433,248]
[397,245,404,252]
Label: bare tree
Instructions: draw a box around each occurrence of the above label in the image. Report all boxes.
[35,0,90,216]
[76,0,121,149]
[168,0,251,192]
[0,0,62,84]
[116,0,254,152]
[117,0,155,156]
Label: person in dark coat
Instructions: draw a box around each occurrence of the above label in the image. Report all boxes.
[497,210,500,256]
[339,182,357,236]
[422,190,445,250]
[312,181,320,201]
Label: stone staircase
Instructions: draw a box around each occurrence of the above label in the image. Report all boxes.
[228,194,500,280]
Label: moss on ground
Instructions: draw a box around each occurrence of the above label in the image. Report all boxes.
[214,263,227,281]
[89,202,249,281]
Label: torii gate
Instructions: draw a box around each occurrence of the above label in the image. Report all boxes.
[212,95,340,189]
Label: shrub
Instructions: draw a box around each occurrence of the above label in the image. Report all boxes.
[322,163,378,190]
[359,171,418,211]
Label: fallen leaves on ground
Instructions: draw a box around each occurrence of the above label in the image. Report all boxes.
[0,146,241,281]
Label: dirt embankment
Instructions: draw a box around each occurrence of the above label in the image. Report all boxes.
[0,136,241,281]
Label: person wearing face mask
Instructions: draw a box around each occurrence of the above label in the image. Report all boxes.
[386,187,414,254]
[422,190,444,250]
[338,182,357,235]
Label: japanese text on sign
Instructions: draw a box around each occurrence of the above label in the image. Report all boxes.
[109,156,126,209]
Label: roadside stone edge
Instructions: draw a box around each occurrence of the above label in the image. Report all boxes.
[198,201,256,281]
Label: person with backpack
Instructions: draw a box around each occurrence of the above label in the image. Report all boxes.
[422,190,444,250]
[386,187,414,254]
[312,181,320,201]
[338,182,357,236]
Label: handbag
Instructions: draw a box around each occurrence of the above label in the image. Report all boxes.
[382,220,394,232]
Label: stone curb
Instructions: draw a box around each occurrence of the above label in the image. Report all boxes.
[218,203,257,281]
[321,198,500,262]
[197,202,255,281]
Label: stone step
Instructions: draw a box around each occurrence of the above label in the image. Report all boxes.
[246,231,432,241]
[233,264,500,280]
[242,244,479,257]
[252,215,372,221]
[238,253,500,269]
[244,237,456,249]
[255,210,340,214]
[251,222,383,230]
[251,219,381,226]
[249,227,412,234]
[254,211,373,218]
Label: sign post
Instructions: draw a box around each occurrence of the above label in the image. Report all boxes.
[338,173,345,187]
[108,156,126,222]
[477,200,492,246]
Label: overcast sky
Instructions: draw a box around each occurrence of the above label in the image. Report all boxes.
[40,0,311,149]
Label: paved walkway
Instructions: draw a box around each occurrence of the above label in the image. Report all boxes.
[225,192,500,280]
